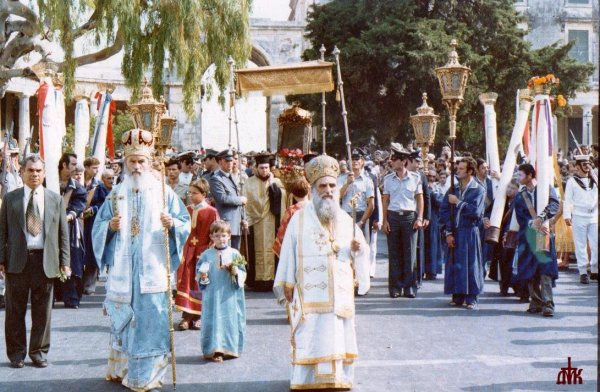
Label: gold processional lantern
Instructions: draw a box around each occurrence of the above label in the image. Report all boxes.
[434,39,471,140]
[434,39,471,191]
[127,78,176,156]
[409,93,439,175]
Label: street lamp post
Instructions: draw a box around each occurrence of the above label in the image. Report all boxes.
[409,93,439,175]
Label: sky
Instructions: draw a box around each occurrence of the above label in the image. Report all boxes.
[250,0,291,20]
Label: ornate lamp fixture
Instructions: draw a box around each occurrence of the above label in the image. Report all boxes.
[128,78,166,135]
[434,39,471,190]
[409,93,439,174]
[158,107,177,155]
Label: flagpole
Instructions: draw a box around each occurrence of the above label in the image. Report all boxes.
[332,46,352,164]
[320,44,327,155]
[227,56,250,260]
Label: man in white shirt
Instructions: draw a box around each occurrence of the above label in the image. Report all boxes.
[563,155,598,284]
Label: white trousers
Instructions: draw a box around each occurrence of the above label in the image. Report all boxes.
[572,215,598,275]
[369,231,378,277]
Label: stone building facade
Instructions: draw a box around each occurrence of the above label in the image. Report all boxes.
[515,0,599,150]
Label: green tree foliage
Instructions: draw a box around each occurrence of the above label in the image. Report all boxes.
[296,0,594,157]
[2,1,252,115]
[112,109,135,149]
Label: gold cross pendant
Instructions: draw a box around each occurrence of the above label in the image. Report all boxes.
[190,237,199,246]
[131,216,140,237]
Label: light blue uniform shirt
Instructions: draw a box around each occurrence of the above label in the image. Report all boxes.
[382,171,422,212]
[337,171,375,213]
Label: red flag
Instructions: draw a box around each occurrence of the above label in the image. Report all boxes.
[36,82,49,159]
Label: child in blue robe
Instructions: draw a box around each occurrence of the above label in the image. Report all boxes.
[197,220,246,362]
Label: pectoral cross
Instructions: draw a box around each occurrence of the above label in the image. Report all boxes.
[110,193,124,216]
[190,237,199,246]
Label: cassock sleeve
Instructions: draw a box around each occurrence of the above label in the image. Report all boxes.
[439,190,451,236]
[91,191,117,269]
[166,186,191,273]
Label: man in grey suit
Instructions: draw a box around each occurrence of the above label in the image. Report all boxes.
[209,149,247,250]
[0,155,70,369]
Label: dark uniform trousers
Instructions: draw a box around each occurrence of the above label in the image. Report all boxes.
[5,250,53,362]
[387,210,418,295]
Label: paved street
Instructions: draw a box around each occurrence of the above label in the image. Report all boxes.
[0,235,597,392]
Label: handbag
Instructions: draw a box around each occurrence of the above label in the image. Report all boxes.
[504,231,519,249]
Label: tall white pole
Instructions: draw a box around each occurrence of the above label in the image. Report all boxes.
[74,95,90,166]
[479,92,500,197]
[486,89,533,242]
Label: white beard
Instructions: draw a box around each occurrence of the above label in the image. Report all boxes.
[311,187,339,224]
[121,167,159,193]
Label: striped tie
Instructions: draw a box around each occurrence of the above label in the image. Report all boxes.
[26,191,42,236]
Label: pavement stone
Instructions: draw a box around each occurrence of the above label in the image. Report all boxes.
[0,235,597,392]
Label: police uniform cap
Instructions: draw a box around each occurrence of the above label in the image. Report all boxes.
[409,149,422,162]
[203,148,219,159]
[574,154,592,163]
[216,149,234,161]
[390,143,410,160]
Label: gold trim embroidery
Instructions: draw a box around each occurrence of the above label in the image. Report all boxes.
[290,382,352,390]
[293,353,358,365]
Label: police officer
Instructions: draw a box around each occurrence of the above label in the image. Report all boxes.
[201,149,219,182]
[382,144,424,298]
[209,149,247,250]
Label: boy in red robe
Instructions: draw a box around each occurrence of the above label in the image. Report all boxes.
[175,179,219,330]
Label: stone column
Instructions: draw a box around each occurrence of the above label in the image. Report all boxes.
[582,105,593,145]
[16,93,31,155]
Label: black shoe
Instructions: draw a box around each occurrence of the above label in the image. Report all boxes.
[499,290,509,297]
[10,360,24,369]
[390,292,401,298]
[590,273,598,281]
[83,289,94,295]
[526,308,542,314]
[65,304,79,309]
[542,308,554,317]
[580,274,590,284]
[32,359,47,368]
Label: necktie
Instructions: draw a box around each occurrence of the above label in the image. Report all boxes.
[26,191,42,236]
